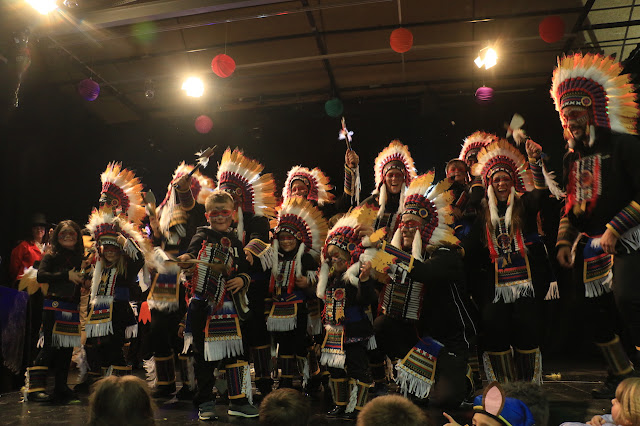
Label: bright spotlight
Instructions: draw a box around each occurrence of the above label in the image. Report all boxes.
[182,77,204,98]
[474,46,498,70]
[26,0,58,14]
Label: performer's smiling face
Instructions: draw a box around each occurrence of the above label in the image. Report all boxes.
[400,213,422,250]
[562,105,590,142]
[326,245,349,275]
[277,231,298,253]
[490,171,513,202]
[206,200,235,232]
[58,225,78,250]
[290,181,309,199]
[384,169,405,195]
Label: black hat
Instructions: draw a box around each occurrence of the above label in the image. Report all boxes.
[31,213,48,227]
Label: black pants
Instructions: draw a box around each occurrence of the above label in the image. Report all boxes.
[148,309,182,358]
[272,306,308,358]
[481,297,538,352]
[613,250,640,348]
[373,315,419,361]
[243,273,271,348]
[33,310,73,393]
[86,300,133,369]
[328,340,371,383]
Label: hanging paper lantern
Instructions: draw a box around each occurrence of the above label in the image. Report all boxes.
[211,54,236,78]
[195,115,213,134]
[539,16,565,44]
[475,86,494,104]
[78,79,100,101]
[390,28,413,53]
[324,98,344,118]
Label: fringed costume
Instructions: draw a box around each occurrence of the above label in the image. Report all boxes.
[369,172,474,406]
[217,147,277,397]
[551,52,640,397]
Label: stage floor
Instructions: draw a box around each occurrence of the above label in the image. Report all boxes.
[0,359,613,425]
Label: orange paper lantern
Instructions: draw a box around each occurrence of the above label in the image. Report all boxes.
[211,54,236,78]
[390,28,413,53]
[539,16,565,44]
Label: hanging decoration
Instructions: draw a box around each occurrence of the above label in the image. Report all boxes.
[78,78,100,101]
[539,16,565,43]
[13,28,32,108]
[211,54,236,78]
[390,28,413,53]
[195,115,213,134]
[475,86,494,104]
[324,98,344,118]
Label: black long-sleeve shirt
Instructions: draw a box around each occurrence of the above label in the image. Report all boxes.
[37,249,83,303]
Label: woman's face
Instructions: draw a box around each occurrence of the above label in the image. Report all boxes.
[58,226,78,250]
[490,171,513,202]
[32,225,46,243]
[384,169,405,195]
[102,244,122,263]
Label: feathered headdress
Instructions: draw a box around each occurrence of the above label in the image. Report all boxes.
[156,162,216,240]
[317,204,379,298]
[86,209,150,259]
[390,171,459,260]
[282,166,335,206]
[472,139,534,194]
[550,53,639,142]
[99,162,145,224]
[217,148,277,218]
[373,140,417,191]
[459,131,497,166]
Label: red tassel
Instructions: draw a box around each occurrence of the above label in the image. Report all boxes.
[138,301,151,324]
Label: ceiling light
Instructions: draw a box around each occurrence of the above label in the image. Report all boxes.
[182,77,204,97]
[474,46,498,70]
[25,0,58,14]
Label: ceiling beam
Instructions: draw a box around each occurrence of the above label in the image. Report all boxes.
[300,0,339,97]
[562,0,595,53]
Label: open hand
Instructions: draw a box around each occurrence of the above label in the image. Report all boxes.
[225,277,244,294]
[557,246,574,268]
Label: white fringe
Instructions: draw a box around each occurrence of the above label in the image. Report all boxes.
[36,334,44,348]
[182,333,193,354]
[146,300,179,312]
[585,273,613,298]
[390,228,402,249]
[295,243,305,278]
[544,281,560,300]
[395,363,432,399]
[144,357,158,389]
[344,261,361,287]
[86,321,113,338]
[308,315,322,336]
[123,239,140,261]
[125,324,138,339]
[316,262,330,299]
[493,281,535,304]
[204,339,244,362]
[52,333,81,349]
[243,363,253,406]
[61,311,73,320]
[412,230,423,261]
[72,346,89,383]
[299,357,310,388]
[237,207,245,244]
[266,316,297,332]
[367,336,378,350]
[487,186,500,228]
[306,270,318,285]
[346,381,358,413]
[354,165,362,206]
[320,351,346,369]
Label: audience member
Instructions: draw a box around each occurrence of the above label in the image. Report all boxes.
[88,376,155,426]
[356,395,427,426]
[259,388,310,426]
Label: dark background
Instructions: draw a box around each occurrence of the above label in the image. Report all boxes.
[1,60,605,359]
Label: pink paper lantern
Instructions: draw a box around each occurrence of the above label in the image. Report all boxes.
[195,115,213,134]
[390,28,413,53]
[211,54,236,78]
[78,79,100,101]
[539,16,565,43]
[475,86,494,104]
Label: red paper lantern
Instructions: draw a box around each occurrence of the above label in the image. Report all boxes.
[475,86,494,104]
[539,16,565,44]
[195,115,213,134]
[211,54,236,78]
[390,28,413,53]
[78,78,100,101]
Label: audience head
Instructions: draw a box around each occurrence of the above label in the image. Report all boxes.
[356,394,427,426]
[259,388,310,426]
[88,376,155,426]
[613,377,640,426]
